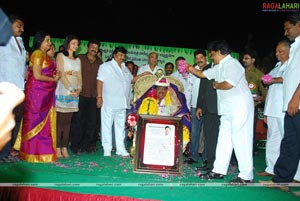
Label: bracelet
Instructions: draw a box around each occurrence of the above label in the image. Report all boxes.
[97,96,102,99]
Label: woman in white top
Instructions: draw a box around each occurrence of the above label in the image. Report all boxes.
[55,35,82,158]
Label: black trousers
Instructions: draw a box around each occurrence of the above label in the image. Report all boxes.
[70,96,98,152]
[203,113,220,170]
[273,110,300,182]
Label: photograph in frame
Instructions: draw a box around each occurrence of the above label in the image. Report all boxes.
[133,114,183,175]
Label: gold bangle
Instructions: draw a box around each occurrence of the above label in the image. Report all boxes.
[97,96,102,99]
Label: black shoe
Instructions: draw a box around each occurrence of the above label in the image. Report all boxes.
[71,148,84,155]
[184,158,197,164]
[85,146,98,153]
[200,171,224,180]
[197,161,208,168]
[229,177,253,185]
[196,165,211,172]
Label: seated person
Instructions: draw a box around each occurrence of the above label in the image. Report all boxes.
[129,74,191,153]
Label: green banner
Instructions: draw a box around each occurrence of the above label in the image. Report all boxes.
[29,37,239,69]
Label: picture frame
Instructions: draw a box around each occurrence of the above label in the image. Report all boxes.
[133,114,183,175]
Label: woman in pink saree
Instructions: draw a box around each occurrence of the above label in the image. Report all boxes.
[14,31,61,163]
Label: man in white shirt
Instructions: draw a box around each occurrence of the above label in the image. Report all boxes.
[260,12,300,194]
[97,47,133,157]
[188,40,254,184]
[257,40,290,177]
[171,56,193,110]
[137,52,164,76]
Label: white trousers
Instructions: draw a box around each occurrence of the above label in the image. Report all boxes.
[101,106,127,153]
[213,110,254,180]
[265,116,284,174]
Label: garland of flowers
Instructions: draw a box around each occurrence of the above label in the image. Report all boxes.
[138,91,173,115]
[164,91,171,107]
[183,125,190,142]
[138,97,158,115]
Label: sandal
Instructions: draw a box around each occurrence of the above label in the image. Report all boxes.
[200,171,224,180]
[229,177,253,185]
[9,150,19,157]
[61,147,70,158]
[0,156,15,164]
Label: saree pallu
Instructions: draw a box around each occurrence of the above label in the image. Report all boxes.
[14,63,57,163]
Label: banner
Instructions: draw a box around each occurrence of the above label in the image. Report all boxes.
[29,37,239,69]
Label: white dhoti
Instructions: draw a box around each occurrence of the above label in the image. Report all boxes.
[265,116,284,174]
[213,107,254,180]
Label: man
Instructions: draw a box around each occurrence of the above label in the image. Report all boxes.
[70,40,103,154]
[195,60,220,173]
[137,52,164,76]
[241,49,267,156]
[257,40,290,177]
[188,40,254,184]
[164,62,174,76]
[165,126,171,136]
[96,46,133,157]
[260,12,300,195]
[171,57,193,110]
[126,61,135,75]
[0,13,26,163]
[184,50,207,165]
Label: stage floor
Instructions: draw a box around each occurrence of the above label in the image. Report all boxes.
[0,143,299,201]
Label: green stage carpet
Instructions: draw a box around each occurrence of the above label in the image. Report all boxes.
[0,143,299,201]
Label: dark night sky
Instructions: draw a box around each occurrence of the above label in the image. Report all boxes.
[1,0,288,59]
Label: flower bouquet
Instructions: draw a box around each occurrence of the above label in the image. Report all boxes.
[126,113,139,139]
[261,74,273,83]
[177,59,188,79]
[126,113,139,162]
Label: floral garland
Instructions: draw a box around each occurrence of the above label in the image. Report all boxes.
[138,97,158,115]
[261,74,273,83]
[183,125,190,142]
[138,91,172,115]
[164,91,171,107]
[126,113,139,139]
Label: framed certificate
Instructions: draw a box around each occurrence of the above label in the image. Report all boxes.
[133,114,183,175]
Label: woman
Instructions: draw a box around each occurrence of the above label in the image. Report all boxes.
[55,35,82,158]
[14,31,60,163]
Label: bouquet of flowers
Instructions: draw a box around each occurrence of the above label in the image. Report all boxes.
[126,113,139,139]
[261,74,273,83]
[177,59,188,79]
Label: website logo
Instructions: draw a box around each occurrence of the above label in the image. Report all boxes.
[262,2,300,12]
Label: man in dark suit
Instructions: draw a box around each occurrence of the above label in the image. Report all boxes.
[196,62,220,173]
